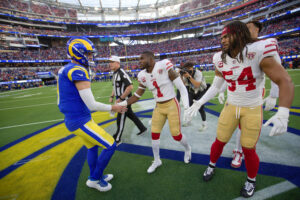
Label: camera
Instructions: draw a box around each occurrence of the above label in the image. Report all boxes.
[179,68,193,76]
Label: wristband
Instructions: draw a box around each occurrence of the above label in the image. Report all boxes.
[119,97,125,101]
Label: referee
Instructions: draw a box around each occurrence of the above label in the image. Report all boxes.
[108,56,147,145]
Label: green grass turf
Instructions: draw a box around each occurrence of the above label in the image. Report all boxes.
[76,150,295,200]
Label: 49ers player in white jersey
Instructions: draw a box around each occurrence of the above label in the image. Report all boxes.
[187,21,294,198]
[218,20,281,169]
[118,51,192,174]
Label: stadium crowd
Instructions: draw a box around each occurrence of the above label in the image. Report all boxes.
[0,35,299,61]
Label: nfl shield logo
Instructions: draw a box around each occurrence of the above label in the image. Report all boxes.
[247,52,256,60]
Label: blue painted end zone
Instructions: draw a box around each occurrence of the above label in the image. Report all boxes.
[52,147,87,200]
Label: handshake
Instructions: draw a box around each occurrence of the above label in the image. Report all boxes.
[108,97,128,116]
[110,101,127,115]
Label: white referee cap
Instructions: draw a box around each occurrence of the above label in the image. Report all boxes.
[108,55,120,63]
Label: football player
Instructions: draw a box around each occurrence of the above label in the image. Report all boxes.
[217,20,280,168]
[187,21,294,198]
[118,51,192,173]
[57,37,126,192]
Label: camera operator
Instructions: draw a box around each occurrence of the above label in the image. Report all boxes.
[180,62,208,131]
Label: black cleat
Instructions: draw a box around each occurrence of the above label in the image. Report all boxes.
[240,179,256,198]
[203,164,215,182]
[137,128,147,136]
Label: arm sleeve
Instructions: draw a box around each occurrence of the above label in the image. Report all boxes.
[198,76,225,105]
[79,88,112,111]
[219,82,227,93]
[173,76,189,109]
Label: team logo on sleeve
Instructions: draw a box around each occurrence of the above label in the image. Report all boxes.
[246,52,256,60]
[158,69,163,74]
[141,76,146,83]
[218,61,223,68]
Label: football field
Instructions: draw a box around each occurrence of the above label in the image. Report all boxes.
[0,70,300,200]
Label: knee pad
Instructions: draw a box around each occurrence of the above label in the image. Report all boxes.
[152,132,160,140]
[173,133,182,141]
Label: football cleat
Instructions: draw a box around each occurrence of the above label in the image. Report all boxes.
[86,177,112,192]
[182,121,191,127]
[231,150,243,168]
[147,159,162,174]
[184,145,192,163]
[203,164,215,182]
[102,174,113,182]
[240,179,256,198]
[199,123,208,131]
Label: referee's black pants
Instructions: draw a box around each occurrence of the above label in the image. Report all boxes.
[113,105,146,142]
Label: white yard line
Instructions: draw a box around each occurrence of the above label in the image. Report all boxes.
[0,102,56,111]
[0,119,63,130]
[233,181,297,200]
[0,87,43,95]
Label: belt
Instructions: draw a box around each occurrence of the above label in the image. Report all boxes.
[157,98,173,104]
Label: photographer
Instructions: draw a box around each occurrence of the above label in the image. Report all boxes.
[180,62,208,131]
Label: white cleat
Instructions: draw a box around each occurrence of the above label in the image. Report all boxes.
[199,124,208,131]
[148,119,152,126]
[147,159,162,174]
[184,145,192,163]
[182,121,191,127]
[103,174,114,182]
[86,178,112,192]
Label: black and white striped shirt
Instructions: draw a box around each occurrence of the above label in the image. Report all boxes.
[112,68,132,99]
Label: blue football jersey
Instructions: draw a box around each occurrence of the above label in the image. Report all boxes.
[57,63,91,131]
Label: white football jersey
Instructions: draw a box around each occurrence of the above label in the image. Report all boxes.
[138,59,176,102]
[213,38,280,107]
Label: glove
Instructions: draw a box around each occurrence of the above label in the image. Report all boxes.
[218,92,225,104]
[264,107,289,136]
[183,108,192,126]
[109,111,115,117]
[263,96,277,111]
[186,100,203,118]
[117,100,127,107]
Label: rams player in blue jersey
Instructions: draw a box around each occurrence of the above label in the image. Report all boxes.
[57,37,127,192]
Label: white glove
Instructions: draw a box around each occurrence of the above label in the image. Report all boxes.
[117,100,127,107]
[218,92,225,104]
[183,108,192,126]
[186,100,203,118]
[109,111,115,117]
[264,107,289,136]
[263,96,277,111]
